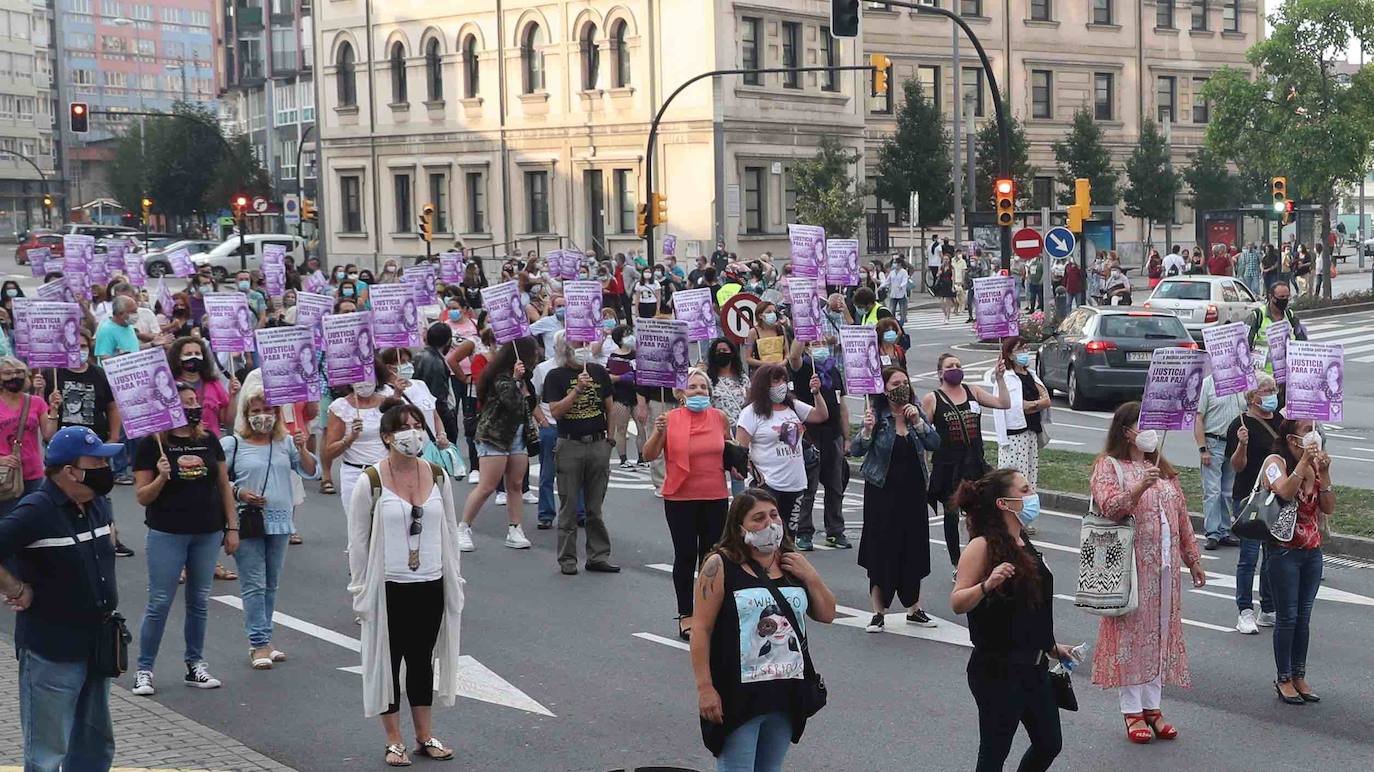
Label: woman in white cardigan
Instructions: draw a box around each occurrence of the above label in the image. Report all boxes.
[983,336,1051,489]
[347,400,465,767]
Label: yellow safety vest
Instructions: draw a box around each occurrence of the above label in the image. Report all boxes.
[861,303,887,326]
[716,282,742,306]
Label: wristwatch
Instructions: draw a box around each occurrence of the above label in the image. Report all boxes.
[1198,446,1208,453]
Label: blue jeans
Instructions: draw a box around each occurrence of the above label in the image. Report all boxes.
[233,534,290,648]
[17,648,114,772]
[891,294,908,321]
[537,424,585,525]
[1268,546,1323,681]
[717,711,792,772]
[1235,533,1273,614]
[112,430,135,479]
[137,529,223,671]
[1201,437,1237,539]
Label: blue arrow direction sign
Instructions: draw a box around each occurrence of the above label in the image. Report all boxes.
[1044,227,1076,259]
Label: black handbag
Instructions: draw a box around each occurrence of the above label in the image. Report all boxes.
[747,559,827,719]
[228,436,270,539]
[92,612,133,679]
[1231,478,1298,543]
[723,441,750,478]
[1049,667,1079,712]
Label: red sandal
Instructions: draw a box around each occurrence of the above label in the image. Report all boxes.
[1141,709,1178,740]
[1123,713,1153,744]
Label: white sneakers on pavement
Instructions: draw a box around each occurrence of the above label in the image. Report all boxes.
[1237,608,1259,635]
[457,523,475,552]
[522,491,538,504]
[505,524,532,549]
[467,470,480,484]
[495,492,508,506]
[1257,611,1276,627]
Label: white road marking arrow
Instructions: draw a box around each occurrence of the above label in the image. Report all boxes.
[211,596,555,717]
[1048,234,1068,252]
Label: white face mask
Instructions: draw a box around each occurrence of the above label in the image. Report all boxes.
[1302,430,1323,450]
[391,428,426,457]
[742,522,784,554]
[769,383,788,403]
[573,347,590,365]
[396,363,415,380]
[1133,428,1161,454]
[248,414,276,434]
[354,382,377,398]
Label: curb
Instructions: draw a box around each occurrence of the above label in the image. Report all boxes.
[1040,489,1374,561]
[1298,300,1374,318]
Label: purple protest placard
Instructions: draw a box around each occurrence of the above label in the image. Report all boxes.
[368,283,419,348]
[304,270,329,295]
[635,318,690,389]
[263,262,286,300]
[1139,347,1209,431]
[62,234,94,267]
[63,251,89,301]
[154,278,176,316]
[23,302,83,369]
[105,347,187,438]
[10,299,30,359]
[322,312,375,386]
[104,242,127,281]
[663,235,677,257]
[841,325,882,395]
[123,248,146,287]
[786,277,822,342]
[544,251,564,281]
[562,280,603,343]
[1202,321,1256,397]
[1264,320,1292,384]
[256,325,319,406]
[203,292,254,353]
[166,246,195,278]
[973,275,1020,340]
[825,238,859,287]
[261,243,287,267]
[481,280,530,344]
[672,287,719,342]
[1284,341,1344,422]
[787,224,825,279]
[35,279,71,303]
[89,247,111,288]
[439,251,465,283]
[402,264,438,306]
[27,246,50,278]
[293,291,332,348]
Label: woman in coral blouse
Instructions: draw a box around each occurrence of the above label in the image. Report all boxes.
[1088,402,1206,745]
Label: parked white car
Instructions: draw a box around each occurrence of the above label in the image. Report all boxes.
[143,239,220,277]
[1141,275,1261,341]
[191,234,308,280]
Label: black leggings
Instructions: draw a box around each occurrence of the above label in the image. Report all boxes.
[664,499,729,616]
[940,499,962,566]
[762,486,804,539]
[967,659,1062,772]
[383,579,444,714]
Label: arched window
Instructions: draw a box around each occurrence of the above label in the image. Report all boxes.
[610,20,630,88]
[389,42,406,104]
[580,23,599,90]
[336,42,356,107]
[462,35,479,98]
[521,23,544,94]
[425,38,443,101]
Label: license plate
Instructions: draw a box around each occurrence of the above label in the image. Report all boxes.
[1127,352,1151,363]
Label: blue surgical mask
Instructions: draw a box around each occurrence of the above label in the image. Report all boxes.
[882,330,898,344]
[1014,352,1031,367]
[811,347,831,363]
[342,288,355,298]
[4,288,17,298]
[448,309,461,321]
[1014,494,1041,526]
[601,319,615,330]
[1259,394,1279,413]
[396,363,415,380]
[555,308,566,322]
[685,395,711,412]
[237,280,250,291]
[623,335,636,348]
[79,349,90,365]
[762,312,778,325]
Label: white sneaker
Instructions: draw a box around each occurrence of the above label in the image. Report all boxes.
[1236,608,1259,635]
[505,524,531,549]
[132,670,155,696]
[521,491,538,504]
[495,492,508,506]
[1257,611,1276,627]
[467,470,480,484]
[456,523,475,552]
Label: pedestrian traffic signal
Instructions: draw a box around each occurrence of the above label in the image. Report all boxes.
[636,203,649,239]
[870,54,891,97]
[141,197,152,221]
[419,203,434,242]
[302,198,317,222]
[994,178,1015,227]
[1066,177,1092,233]
[651,193,668,226]
[69,102,89,133]
[830,0,861,38]
[1271,176,1288,213]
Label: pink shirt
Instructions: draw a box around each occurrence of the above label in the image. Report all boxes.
[0,395,48,481]
[186,377,231,438]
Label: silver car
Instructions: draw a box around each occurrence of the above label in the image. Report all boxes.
[1141,275,1260,341]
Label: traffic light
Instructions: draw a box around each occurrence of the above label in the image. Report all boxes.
[42,193,53,209]
[1271,176,1287,213]
[830,0,860,38]
[141,197,152,221]
[1283,199,1294,226]
[994,178,1015,227]
[1067,177,1092,233]
[419,203,434,242]
[870,54,891,97]
[69,102,89,133]
[636,203,649,239]
[301,198,317,222]
[651,193,668,226]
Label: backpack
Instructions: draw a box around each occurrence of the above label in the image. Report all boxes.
[1246,307,1306,348]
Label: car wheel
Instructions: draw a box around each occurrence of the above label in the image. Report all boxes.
[1067,366,1089,411]
[211,266,228,282]
[146,261,170,278]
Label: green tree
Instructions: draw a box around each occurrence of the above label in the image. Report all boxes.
[973,104,1034,210]
[1122,119,1181,245]
[1182,145,1242,213]
[1203,0,1374,297]
[1054,107,1119,206]
[874,79,953,250]
[793,134,870,239]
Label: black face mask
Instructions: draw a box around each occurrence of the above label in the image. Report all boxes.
[180,357,203,373]
[1,377,25,393]
[77,466,115,497]
[1272,297,1290,311]
[184,407,203,426]
[712,350,733,366]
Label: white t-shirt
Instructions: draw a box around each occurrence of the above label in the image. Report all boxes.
[1163,253,1187,277]
[531,358,558,425]
[378,483,444,582]
[928,243,943,268]
[736,400,814,493]
[328,398,387,465]
[888,268,910,299]
[382,381,438,436]
[635,281,658,305]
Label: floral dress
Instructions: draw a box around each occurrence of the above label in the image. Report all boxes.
[1088,457,1202,689]
[711,374,748,432]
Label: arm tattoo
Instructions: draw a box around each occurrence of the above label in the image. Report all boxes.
[700,558,721,599]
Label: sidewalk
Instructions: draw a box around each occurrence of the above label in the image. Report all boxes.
[0,638,294,772]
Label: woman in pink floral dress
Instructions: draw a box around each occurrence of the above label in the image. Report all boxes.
[1088,403,1208,744]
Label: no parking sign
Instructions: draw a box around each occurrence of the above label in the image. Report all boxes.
[720,292,761,344]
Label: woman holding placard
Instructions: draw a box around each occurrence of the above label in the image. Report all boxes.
[985,337,1048,491]
[0,357,54,514]
[324,376,390,518]
[735,364,828,538]
[167,337,238,439]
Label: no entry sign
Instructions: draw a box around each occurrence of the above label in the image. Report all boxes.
[1012,228,1043,259]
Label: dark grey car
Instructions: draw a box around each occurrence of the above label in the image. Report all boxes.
[1036,307,1197,410]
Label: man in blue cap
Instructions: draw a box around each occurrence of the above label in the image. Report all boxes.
[0,426,123,771]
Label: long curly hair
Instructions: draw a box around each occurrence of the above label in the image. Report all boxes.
[956,469,1042,605]
[746,364,792,419]
[711,488,795,566]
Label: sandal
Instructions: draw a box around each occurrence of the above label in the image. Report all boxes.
[214,564,238,581]
[269,648,288,662]
[320,480,336,495]
[288,533,303,545]
[414,737,453,760]
[676,615,692,642]
[249,648,273,670]
[384,744,411,767]
[1123,713,1152,744]
[1141,709,1178,739]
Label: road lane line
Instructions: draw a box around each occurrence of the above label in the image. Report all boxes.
[1052,594,1232,633]
[1189,589,1239,601]
[211,595,360,652]
[633,632,691,651]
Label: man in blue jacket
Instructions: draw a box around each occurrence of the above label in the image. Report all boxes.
[0,426,123,771]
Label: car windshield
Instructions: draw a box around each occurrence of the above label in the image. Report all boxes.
[1100,315,1188,339]
[1153,281,1211,301]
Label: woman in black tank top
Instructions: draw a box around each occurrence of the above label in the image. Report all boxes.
[950,469,1075,772]
[920,354,1011,570]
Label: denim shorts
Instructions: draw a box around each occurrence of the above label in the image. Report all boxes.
[476,426,526,458]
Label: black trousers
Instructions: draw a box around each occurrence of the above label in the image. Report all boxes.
[762,486,804,540]
[664,498,729,616]
[967,658,1062,772]
[796,435,848,539]
[460,394,480,472]
[383,579,444,714]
